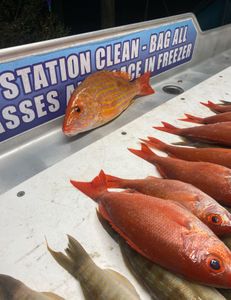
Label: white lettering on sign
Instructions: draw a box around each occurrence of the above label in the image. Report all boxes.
[0,72,19,99]
[19,100,36,123]
[34,95,47,118]
[45,61,58,85]
[16,67,32,94]
[172,26,188,46]
[34,65,49,90]
[47,90,60,112]
[2,106,20,129]
[149,30,171,53]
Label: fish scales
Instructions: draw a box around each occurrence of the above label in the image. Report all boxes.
[129,143,231,206]
[142,136,231,169]
[71,171,231,288]
[104,173,231,236]
[63,70,154,136]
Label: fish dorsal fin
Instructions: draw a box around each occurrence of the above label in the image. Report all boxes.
[111,71,131,81]
[42,292,65,300]
[105,269,140,297]
[98,203,148,258]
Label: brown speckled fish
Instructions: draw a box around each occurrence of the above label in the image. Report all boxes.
[47,235,140,300]
[63,70,154,136]
[0,274,63,300]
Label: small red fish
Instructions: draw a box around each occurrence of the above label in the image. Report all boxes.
[128,143,231,206]
[105,173,231,236]
[141,136,231,168]
[179,112,231,124]
[201,101,231,113]
[71,170,231,288]
[154,121,231,147]
[63,71,154,136]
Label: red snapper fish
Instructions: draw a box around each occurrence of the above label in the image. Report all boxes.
[179,112,231,124]
[63,71,154,136]
[104,173,231,236]
[141,136,231,168]
[201,101,231,113]
[129,143,231,206]
[71,170,231,288]
[154,121,231,146]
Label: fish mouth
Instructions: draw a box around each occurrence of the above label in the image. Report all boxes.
[62,124,80,137]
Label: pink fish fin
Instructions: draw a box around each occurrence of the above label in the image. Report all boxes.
[179,114,203,124]
[70,170,107,202]
[111,71,131,81]
[140,136,168,152]
[153,122,180,135]
[104,173,125,188]
[128,143,158,164]
[173,192,199,206]
[136,72,155,95]
[98,203,148,258]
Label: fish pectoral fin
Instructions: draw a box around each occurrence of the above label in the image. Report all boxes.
[173,192,199,205]
[105,269,140,297]
[42,292,65,300]
[110,71,131,81]
[98,204,148,259]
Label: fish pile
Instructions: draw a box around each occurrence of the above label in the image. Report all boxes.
[67,97,231,299]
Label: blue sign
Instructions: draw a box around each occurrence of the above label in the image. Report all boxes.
[0,18,197,142]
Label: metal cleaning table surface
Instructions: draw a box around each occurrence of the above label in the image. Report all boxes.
[1,66,231,299]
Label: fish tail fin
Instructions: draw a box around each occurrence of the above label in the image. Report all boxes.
[46,235,92,280]
[200,100,217,109]
[179,113,203,124]
[46,238,76,276]
[104,173,126,188]
[70,170,107,201]
[136,72,155,95]
[140,136,168,151]
[128,143,159,164]
[153,122,180,135]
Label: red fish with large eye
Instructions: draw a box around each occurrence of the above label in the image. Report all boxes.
[104,173,231,236]
[71,170,231,288]
[128,143,231,206]
[62,71,154,136]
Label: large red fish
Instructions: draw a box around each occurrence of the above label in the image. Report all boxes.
[105,173,231,236]
[129,143,231,206]
[71,170,231,288]
[179,112,231,124]
[154,121,231,146]
[201,101,231,113]
[63,71,154,136]
[141,136,231,168]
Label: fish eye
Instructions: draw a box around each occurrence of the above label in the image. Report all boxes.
[207,214,222,225]
[210,259,221,270]
[206,256,224,273]
[73,106,81,113]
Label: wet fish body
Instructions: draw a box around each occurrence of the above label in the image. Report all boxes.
[180,112,231,124]
[201,101,231,113]
[47,235,140,300]
[71,170,231,288]
[63,71,154,136]
[154,121,231,146]
[142,136,231,168]
[0,274,63,300]
[129,143,231,206]
[97,211,226,300]
[105,172,231,236]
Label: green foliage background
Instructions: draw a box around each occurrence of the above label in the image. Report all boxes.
[0,0,70,49]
